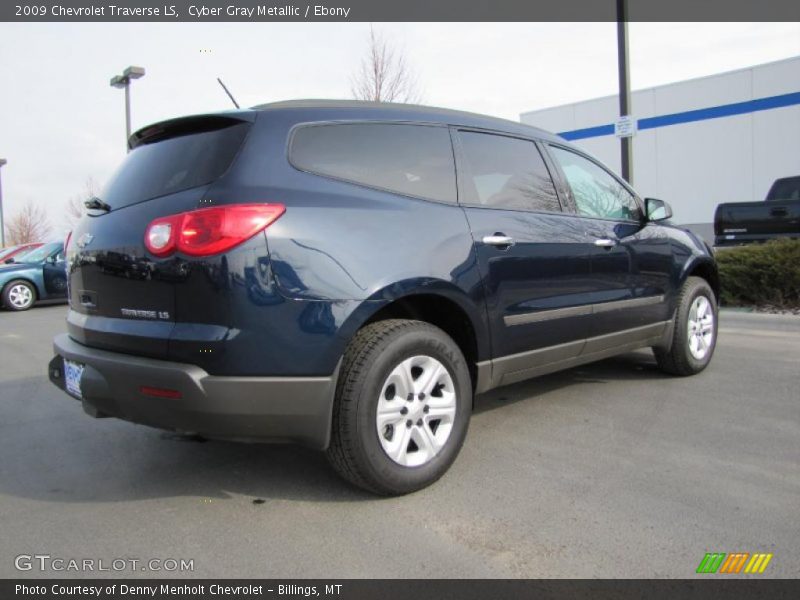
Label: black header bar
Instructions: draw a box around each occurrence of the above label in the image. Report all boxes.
[3,0,799,22]
[4,579,800,600]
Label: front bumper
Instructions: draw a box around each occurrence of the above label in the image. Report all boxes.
[49,333,338,449]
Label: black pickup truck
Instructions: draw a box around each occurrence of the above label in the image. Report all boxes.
[714,176,800,246]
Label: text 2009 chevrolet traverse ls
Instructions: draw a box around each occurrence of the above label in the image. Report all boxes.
[49,100,719,495]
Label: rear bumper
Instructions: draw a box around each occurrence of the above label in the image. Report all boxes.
[49,333,338,449]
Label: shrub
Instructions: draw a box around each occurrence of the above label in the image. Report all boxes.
[715,239,800,308]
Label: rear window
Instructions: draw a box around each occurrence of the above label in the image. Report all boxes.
[101,119,250,209]
[289,123,457,203]
[767,177,800,201]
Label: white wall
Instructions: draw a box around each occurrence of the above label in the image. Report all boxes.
[521,56,800,228]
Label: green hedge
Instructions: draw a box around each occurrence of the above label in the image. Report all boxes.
[716,239,800,309]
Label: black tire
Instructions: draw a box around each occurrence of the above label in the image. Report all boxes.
[653,276,718,376]
[326,319,472,496]
[2,279,37,311]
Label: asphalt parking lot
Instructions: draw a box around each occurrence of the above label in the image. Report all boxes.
[0,304,797,578]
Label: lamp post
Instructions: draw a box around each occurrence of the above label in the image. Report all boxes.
[616,0,633,184]
[110,66,146,152]
[0,158,7,247]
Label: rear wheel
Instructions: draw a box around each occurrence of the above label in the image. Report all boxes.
[654,276,717,375]
[2,280,36,311]
[326,319,472,495]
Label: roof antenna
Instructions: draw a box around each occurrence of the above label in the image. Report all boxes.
[217,77,240,109]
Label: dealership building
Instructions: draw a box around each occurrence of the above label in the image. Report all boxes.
[520,56,800,241]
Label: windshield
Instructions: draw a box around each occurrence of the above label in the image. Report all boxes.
[0,246,21,260]
[12,242,62,263]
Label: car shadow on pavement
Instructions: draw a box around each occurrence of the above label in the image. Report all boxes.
[0,351,669,505]
[0,378,373,504]
[472,350,671,416]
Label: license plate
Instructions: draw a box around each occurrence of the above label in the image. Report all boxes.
[63,358,84,400]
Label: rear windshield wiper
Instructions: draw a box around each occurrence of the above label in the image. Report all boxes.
[84,196,111,212]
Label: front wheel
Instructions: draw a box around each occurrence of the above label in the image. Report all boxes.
[326,319,472,495]
[2,280,37,311]
[653,276,718,376]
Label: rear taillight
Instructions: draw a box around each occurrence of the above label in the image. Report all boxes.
[144,203,285,258]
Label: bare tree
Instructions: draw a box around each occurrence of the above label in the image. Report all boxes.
[6,201,51,245]
[65,177,98,229]
[351,26,422,103]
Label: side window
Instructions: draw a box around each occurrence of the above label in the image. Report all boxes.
[549,146,641,221]
[457,131,560,212]
[289,123,456,203]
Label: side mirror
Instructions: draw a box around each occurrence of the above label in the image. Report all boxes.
[46,256,57,265]
[645,198,673,222]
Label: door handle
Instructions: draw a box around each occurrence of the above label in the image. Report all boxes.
[594,238,618,248]
[482,234,515,248]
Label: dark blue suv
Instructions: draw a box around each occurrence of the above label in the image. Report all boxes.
[49,100,719,495]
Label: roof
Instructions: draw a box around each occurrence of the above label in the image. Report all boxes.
[249,99,561,142]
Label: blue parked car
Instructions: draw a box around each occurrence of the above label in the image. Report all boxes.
[49,101,719,494]
[1,242,67,311]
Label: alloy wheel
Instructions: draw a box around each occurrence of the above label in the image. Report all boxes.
[376,355,457,467]
[687,295,714,360]
[8,284,34,309]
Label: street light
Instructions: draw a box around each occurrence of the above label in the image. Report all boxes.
[0,158,7,247]
[110,65,145,151]
[616,0,633,184]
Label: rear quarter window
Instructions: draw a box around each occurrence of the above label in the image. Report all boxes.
[289,123,457,204]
